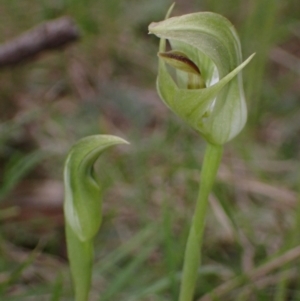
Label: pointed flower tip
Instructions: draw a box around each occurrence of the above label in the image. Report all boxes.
[148,22,160,34]
[100,134,130,145]
[166,3,176,19]
[148,1,175,34]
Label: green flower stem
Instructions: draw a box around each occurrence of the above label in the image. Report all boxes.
[66,224,93,301]
[179,143,223,301]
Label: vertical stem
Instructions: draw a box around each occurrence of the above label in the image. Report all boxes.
[66,223,93,301]
[179,143,223,301]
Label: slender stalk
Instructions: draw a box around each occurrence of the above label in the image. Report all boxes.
[66,224,93,301]
[179,143,223,301]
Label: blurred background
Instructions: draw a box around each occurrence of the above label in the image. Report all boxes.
[0,0,300,300]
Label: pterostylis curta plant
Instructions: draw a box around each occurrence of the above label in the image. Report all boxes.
[63,135,128,301]
[149,5,255,301]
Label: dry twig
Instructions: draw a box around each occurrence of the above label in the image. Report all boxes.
[0,16,79,67]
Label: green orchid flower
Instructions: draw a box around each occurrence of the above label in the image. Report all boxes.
[149,7,255,145]
[149,7,255,301]
[64,135,128,301]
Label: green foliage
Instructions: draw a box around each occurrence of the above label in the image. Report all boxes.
[0,150,47,201]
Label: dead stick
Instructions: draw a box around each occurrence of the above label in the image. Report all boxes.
[0,16,80,67]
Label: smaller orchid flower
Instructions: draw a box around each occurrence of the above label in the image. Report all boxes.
[64,135,128,301]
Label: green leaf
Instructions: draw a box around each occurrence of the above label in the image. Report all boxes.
[149,11,255,145]
[64,135,128,241]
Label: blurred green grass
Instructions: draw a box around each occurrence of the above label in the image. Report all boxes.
[0,0,300,300]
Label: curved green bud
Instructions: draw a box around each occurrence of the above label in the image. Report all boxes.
[149,10,255,145]
[64,135,128,241]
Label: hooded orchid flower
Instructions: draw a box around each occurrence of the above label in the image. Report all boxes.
[149,6,254,145]
[149,6,254,301]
